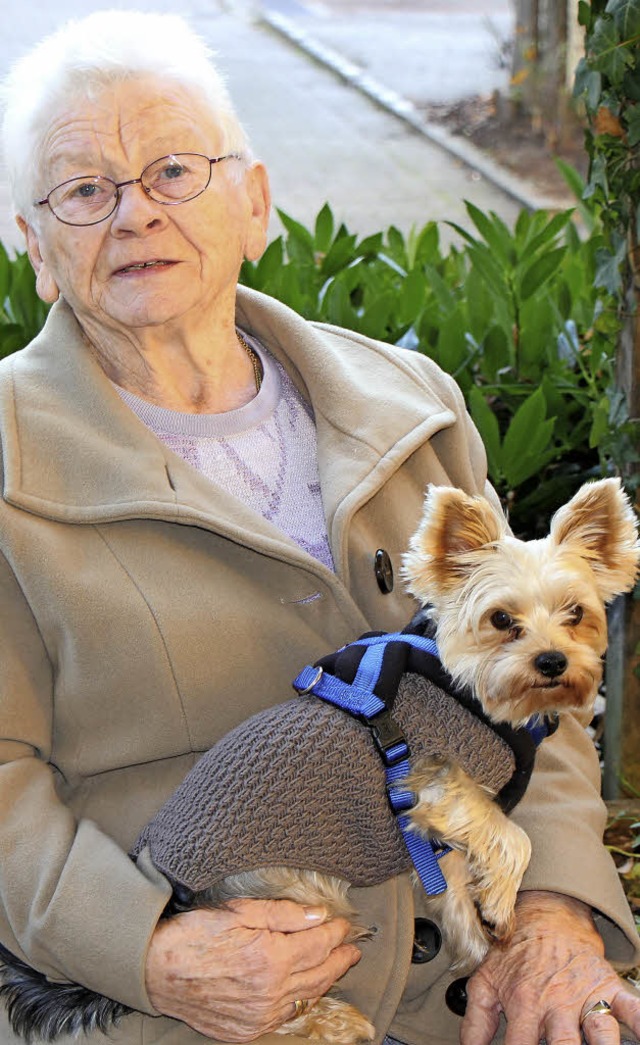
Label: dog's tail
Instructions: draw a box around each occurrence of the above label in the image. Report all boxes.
[0,945,130,1043]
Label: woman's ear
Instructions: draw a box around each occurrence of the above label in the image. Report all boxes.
[242,162,271,263]
[16,216,60,304]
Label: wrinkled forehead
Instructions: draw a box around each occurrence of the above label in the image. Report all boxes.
[38,75,226,182]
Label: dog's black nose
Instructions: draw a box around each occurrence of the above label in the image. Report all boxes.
[535,650,568,677]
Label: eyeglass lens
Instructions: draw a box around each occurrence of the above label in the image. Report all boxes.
[46,153,216,225]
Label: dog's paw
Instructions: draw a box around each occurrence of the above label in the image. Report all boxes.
[277,998,375,1045]
[470,822,531,945]
[475,899,515,945]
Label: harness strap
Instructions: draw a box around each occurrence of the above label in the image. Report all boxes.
[293,631,449,896]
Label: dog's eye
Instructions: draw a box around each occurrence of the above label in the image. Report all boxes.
[490,610,514,631]
[568,605,584,625]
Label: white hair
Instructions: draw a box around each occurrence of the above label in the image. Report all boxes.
[0,9,253,221]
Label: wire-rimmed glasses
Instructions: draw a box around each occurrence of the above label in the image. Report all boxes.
[35,152,243,227]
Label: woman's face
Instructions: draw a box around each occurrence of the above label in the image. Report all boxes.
[20,76,270,336]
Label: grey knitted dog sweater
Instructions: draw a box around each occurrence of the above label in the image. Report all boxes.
[131,672,519,892]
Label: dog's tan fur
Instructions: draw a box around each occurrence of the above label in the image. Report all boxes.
[201,479,640,1044]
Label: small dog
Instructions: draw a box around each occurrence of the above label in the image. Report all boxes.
[400,476,639,969]
[0,478,638,1045]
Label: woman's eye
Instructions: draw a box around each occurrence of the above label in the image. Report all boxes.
[71,182,102,199]
[490,610,514,631]
[161,164,186,180]
[568,605,584,625]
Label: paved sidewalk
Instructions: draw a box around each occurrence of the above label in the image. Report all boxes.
[263,0,514,105]
[0,0,525,253]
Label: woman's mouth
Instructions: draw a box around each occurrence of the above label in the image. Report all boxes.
[115,260,177,275]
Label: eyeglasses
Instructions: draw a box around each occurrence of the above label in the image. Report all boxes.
[35,152,243,227]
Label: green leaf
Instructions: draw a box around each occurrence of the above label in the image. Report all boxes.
[482,323,513,378]
[358,290,397,339]
[464,201,515,263]
[436,307,471,378]
[0,323,28,357]
[624,103,640,145]
[422,263,458,316]
[319,234,358,277]
[254,237,285,287]
[514,209,533,244]
[410,221,441,267]
[555,160,598,232]
[386,226,408,270]
[589,15,633,84]
[501,389,556,487]
[276,209,315,263]
[518,247,567,300]
[518,295,556,374]
[0,242,10,313]
[524,210,574,258]
[6,257,47,337]
[594,235,627,292]
[398,267,427,324]
[578,0,593,27]
[314,203,334,254]
[357,232,384,257]
[573,57,602,109]
[589,394,611,447]
[321,277,359,329]
[623,62,640,100]
[445,217,481,247]
[583,152,610,201]
[468,386,502,480]
[276,265,309,316]
[466,243,511,299]
[606,0,640,38]
[464,266,495,341]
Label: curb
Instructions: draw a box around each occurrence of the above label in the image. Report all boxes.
[261,9,571,214]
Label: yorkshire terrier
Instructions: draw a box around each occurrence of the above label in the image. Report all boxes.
[399,476,639,970]
[0,478,638,1045]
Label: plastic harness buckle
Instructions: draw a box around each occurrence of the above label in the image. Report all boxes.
[367,708,409,767]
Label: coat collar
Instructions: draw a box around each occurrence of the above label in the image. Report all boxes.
[0,287,455,542]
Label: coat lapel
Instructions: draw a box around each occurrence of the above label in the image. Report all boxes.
[0,289,456,562]
[235,287,457,536]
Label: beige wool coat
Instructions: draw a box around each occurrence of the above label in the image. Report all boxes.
[0,286,637,1045]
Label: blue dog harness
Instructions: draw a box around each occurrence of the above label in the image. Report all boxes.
[293,630,557,897]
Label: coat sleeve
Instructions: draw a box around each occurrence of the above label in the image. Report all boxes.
[0,550,172,1011]
[512,713,640,965]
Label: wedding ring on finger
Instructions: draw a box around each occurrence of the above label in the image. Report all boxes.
[291,999,311,1020]
[580,999,616,1029]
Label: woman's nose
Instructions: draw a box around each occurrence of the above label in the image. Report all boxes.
[109,180,167,234]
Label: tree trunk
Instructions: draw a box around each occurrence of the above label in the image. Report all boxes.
[604,596,640,798]
[603,248,640,800]
[510,0,570,141]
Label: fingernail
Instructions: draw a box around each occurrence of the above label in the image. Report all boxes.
[303,906,327,923]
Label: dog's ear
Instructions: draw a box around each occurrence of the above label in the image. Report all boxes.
[550,478,640,602]
[403,485,507,597]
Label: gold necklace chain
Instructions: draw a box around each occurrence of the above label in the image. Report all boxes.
[236,330,263,393]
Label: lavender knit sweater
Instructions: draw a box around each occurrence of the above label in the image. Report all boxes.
[115,332,334,570]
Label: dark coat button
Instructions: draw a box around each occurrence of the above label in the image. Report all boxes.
[374,549,394,593]
[445,977,469,1016]
[411,918,442,963]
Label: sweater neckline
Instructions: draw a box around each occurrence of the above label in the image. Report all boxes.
[113,332,279,437]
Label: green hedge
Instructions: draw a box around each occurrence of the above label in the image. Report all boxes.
[1,175,638,540]
[240,185,637,538]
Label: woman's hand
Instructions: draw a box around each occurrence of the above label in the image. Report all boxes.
[461,891,640,1045]
[145,898,361,1040]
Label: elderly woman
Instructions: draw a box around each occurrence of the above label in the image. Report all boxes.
[0,10,638,1045]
